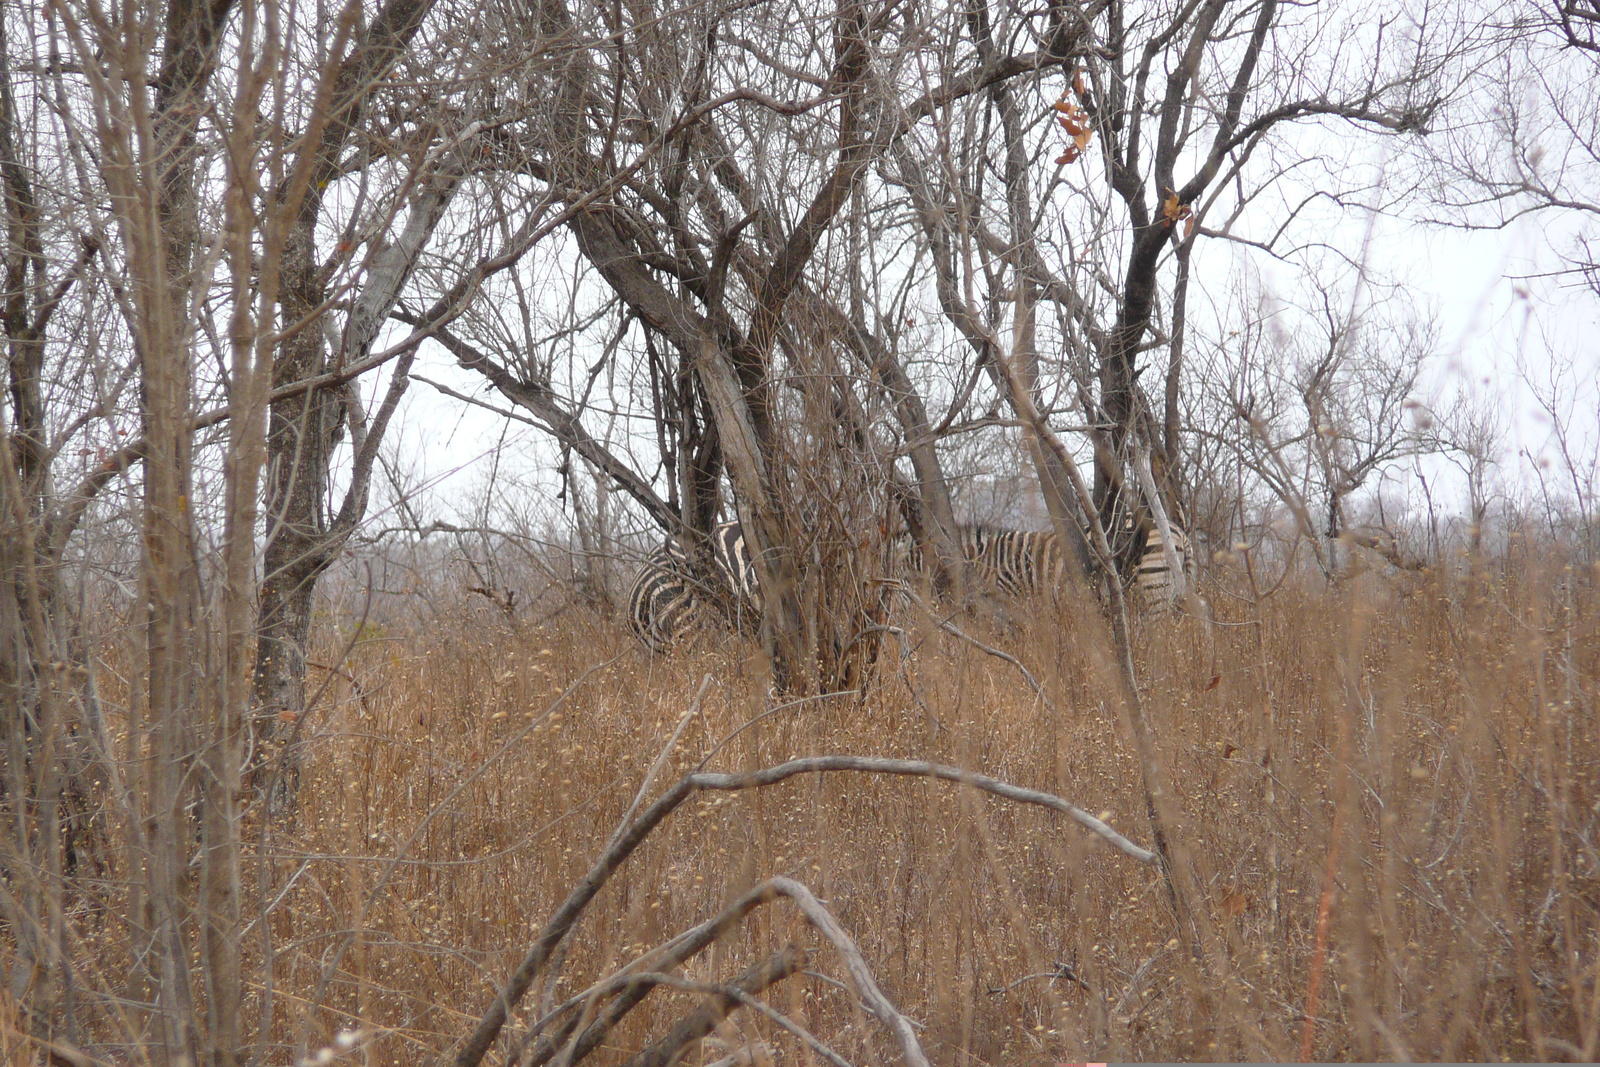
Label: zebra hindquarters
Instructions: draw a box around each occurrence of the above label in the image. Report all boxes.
[1133,523,1194,617]
[626,547,704,653]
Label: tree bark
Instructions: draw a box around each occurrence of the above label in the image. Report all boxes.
[253,0,440,793]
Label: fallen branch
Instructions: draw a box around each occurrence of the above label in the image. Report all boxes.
[765,877,929,1066]
[516,882,891,1067]
[620,944,809,1067]
[690,758,1155,864]
[455,755,1152,1067]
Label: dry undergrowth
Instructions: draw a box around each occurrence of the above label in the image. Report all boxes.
[219,547,1598,1062]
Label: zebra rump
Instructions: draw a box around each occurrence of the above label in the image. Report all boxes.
[1132,521,1194,614]
[626,522,761,651]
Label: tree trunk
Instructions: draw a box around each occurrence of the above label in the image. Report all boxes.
[250,0,440,793]
[253,194,340,791]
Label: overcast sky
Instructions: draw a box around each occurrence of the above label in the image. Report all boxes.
[366,111,1600,540]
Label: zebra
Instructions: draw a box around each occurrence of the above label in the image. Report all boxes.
[628,515,1198,650]
[938,526,1071,598]
[910,520,1196,615]
[1131,519,1195,615]
[626,522,762,651]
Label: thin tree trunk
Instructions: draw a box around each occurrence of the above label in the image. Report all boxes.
[251,2,442,788]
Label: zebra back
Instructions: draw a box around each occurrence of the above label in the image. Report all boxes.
[911,520,1195,617]
[958,526,1068,598]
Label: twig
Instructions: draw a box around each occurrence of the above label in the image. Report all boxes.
[616,674,713,840]
[764,878,929,1067]
[1110,948,1170,1019]
[700,1048,773,1067]
[517,881,874,1067]
[638,978,854,1067]
[516,881,791,1066]
[986,961,1092,995]
[895,582,1055,711]
[1299,802,1347,1060]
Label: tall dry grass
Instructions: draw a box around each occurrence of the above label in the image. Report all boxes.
[199,544,1598,1062]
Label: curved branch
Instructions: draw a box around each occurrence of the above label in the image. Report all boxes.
[453,754,1152,1067]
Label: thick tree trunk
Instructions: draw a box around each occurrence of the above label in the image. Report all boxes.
[691,334,813,690]
[252,378,334,801]
[252,187,338,784]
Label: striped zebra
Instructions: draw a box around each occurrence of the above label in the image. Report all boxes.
[626,522,761,651]
[946,526,1071,598]
[912,521,1196,615]
[1130,519,1196,615]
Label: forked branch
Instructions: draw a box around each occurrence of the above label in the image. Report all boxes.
[454,755,1152,1066]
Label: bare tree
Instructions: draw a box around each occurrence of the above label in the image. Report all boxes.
[423,0,1090,691]
[1219,286,1436,576]
[251,0,469,791]
[2,0,277,1053]
[0,0,559,1055]
[895,0,1466,584]
[1431,0,1600,295]
[1418,379,1507,554]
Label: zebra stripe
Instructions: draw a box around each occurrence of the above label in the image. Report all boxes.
[626,545,703,652]
[630,516,1198,650]
[953,526,1070,598]
[913,520,1195,615]
[1132,521,1194,615]
[626,522,761,651]
[709,521,763,614]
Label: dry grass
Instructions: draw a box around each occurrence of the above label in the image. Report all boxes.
[227,546,1600,1062]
